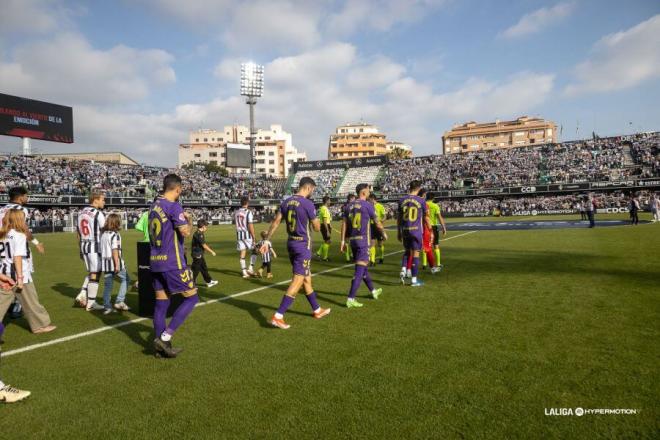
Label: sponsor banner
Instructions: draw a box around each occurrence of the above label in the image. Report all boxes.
[292,155,388,172]
[512,209,577,216]
[590,181,635,189]
[509,185,549,194]
[548,183,590,191]
[637,179,660,187]
[597,207,629,214]
[474,188,508,195]
[109,197,143,205]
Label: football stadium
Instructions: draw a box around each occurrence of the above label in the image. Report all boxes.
[1,1,659,439]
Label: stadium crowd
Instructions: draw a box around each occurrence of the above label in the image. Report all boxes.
[0,156,286,200]
[0,133,657,208]
[378,134,658,194]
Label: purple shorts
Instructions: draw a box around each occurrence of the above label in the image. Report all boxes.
[350,242,370,263]
[288,243,311,277]
[403,232,422,251]
[152,268,196,295]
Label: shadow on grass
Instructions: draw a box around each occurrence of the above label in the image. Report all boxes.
[51,282,152,353]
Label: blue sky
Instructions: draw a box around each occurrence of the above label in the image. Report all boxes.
[1,0,659,165]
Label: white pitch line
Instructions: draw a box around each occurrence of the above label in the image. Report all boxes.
[1,230,478,358]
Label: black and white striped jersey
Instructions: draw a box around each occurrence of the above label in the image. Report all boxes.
[256,239,273,263]
[100,231,125,272]
[0,229,32,283]
[0,203,31,226]
[0,204,32,270]
[78,206,105,254]
[234,208,254,241]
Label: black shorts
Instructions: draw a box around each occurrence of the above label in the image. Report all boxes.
[370,225,384,242]
[320,224,331,241]
[432,226,440,246]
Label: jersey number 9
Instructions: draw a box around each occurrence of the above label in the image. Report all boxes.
[149,218,162,247]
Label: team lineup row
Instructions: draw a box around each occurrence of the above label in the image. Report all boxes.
[0,176,448,366]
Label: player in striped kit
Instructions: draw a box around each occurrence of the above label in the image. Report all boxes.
[234,196,257,278]
[75,191,106,311]
[100,213,130,314]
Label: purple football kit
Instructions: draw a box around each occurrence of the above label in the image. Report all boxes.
[344,200,376,263]
[149,196,195,294]
[398,195,427,251]
[280,195,316,276]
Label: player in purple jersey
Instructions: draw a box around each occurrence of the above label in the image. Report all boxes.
[342,193,356,262]
[265,177,331,329]
[341,183,384,308]
[149,174,198,358]
[397,180,431,287]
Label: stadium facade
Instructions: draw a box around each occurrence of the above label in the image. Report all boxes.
[443,116,557,154]
[178,124,306,177]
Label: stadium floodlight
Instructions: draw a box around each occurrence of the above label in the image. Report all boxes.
[240,62,264,174]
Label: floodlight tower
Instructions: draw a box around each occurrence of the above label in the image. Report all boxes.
[240,62,264,174]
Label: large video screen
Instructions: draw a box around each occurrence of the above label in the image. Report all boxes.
[226,143,252,168]
[0,93,73,143]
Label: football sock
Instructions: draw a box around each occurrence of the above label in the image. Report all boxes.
[240,258,246,271]
[379,244,385,260]
[435,248,441,265]
[249,254,257,271]
[345,247,352,262]
[87,281,99,303]
[323,243,330,259]
[422,251,427,267]
[166,295,199,335]
[316,245,323,257]
[349,265,366,299]
[363,268,375,291]
[427,250,436,267]
[275,295,294,318]
[401,252,409,273]
[80,276,89,293]
[369,246,376,264]
[411,257,420,277]
[0,322,4,338]
[154,298,170,338]
[305,291,321,312]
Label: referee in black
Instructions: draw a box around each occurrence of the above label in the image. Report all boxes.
[191,219,218,288]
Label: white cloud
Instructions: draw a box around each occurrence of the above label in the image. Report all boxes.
[222,1,322,50]
[327,0,447,35]
[0,0,76,35]
[346,56,406,90]
[0,33,175,106]
[140,0,323,51]
[564,14,660,95]
[501,2,575,39]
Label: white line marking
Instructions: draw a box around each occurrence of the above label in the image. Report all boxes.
[1,231,478,358]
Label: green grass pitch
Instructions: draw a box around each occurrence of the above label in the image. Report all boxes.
[0,214,658,439]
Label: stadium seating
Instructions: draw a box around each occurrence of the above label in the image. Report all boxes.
[335,166,382,196]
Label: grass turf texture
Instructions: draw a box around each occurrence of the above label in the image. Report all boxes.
[0,215,658,439]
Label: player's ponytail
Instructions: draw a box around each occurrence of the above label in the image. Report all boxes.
[0,209,28,240]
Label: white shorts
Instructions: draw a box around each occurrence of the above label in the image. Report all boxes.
[236,238,254,251]
[82,252,102,273]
